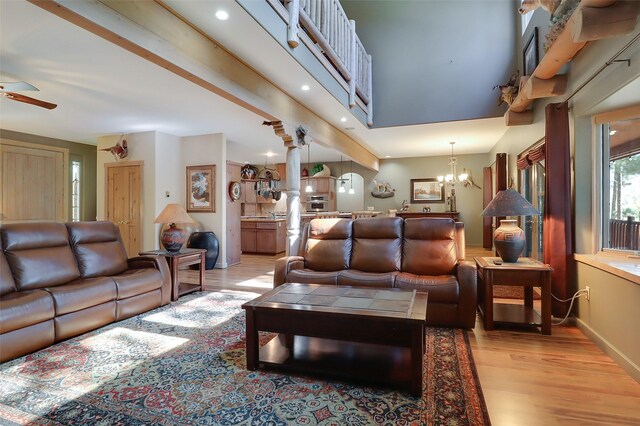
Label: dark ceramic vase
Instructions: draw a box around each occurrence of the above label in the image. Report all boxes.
[493,219,525,263]
[187,231,219,270]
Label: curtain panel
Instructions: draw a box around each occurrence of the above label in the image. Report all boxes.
[544,102,573,317]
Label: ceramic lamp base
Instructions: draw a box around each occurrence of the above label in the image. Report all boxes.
[161,223,185,252]
[493,219,525,263]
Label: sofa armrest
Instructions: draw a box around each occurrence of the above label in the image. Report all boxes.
[274,256,305,287]
[455,260,477,329]
[128,256,172,306]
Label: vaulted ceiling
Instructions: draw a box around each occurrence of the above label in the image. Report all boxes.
[1,0,510,165]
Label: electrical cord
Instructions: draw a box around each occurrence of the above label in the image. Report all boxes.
[552,289,589,325]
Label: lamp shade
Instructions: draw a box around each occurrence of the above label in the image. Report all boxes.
[154,203,194,224]
[481,189,539,217]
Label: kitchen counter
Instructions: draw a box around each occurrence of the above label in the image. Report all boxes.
[241,216,286,222]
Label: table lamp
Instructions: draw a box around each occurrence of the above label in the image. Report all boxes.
[481,189,540,263]
[154,203,195,252]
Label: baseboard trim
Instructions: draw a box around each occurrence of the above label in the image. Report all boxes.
[575,318,640,383]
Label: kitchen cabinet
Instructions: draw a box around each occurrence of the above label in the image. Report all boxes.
[241,220,286,254]
[241,221,257,252]
[300,177,336,211]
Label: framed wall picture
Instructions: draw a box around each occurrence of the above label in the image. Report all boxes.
[523,27,539,76]
[410,178,445,203]
[186,165,215,212]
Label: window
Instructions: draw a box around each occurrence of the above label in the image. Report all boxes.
[600,116,640,251]
[71,160,81,222]
[521,12,532,35]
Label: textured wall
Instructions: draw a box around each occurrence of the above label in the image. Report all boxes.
[341,0,518,127]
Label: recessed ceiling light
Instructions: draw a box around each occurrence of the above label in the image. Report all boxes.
[215,10,229,20]
[266,151,276,157]
[301,85,310,91]
[244,161,249,164]
[385,155,391,158]
[340,117,347,122]
[610,130,617,135]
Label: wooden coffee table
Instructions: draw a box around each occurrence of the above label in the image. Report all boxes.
[242,283,428,396]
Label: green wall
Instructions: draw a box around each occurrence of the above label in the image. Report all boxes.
[0,129,97,221]
[324,152,488,245]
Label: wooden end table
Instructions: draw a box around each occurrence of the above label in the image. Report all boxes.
[242,283,428,396]
[474,257,552,335]
[140,248,206,301]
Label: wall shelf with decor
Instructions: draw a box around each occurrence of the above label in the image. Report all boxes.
[505,0,639,126]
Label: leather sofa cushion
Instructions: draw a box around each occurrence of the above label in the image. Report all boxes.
[66,222,128,277]
[305,219,353,272]
[46,277,117,315]
[287,269,339,285]
[0,290,55,333]
[402,218,457,275]
[111,269,162,300]
[0,237,16,296]
[337,269,397,288]
[2,223,80,290]
[395,272,459,304]
[351,217,402,272]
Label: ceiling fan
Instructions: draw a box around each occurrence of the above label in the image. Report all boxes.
[0,81,57,110]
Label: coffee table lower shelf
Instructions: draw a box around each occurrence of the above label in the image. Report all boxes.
[259,334,414,391]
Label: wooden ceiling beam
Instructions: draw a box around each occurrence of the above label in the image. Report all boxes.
[504,110,534,126]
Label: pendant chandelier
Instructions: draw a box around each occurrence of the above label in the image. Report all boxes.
[305,142,313,193]
[338,156,346,193]
[348,160,355,195]
[437,141,477,188]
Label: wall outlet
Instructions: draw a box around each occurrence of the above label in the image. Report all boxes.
[367,206,374,211]
[585,286,590,301]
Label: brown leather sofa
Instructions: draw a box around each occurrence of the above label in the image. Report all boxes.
[274,217,477,328]
[0,221,171,363]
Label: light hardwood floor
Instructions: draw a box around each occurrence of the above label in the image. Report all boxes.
[181,250,640,425]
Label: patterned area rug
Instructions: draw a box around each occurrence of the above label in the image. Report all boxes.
[0,291,490,425]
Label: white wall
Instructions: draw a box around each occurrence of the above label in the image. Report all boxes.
[155,132,184,247]
[97,131,158,251]
[181,133,228,267]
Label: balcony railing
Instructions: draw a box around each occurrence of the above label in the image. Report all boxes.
[609,216,640,250]
[270,0,373,125]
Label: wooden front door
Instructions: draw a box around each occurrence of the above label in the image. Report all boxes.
[0,140,68,224]
[106,163,142,256]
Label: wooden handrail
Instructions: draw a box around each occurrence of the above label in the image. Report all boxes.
[275,0,372,123]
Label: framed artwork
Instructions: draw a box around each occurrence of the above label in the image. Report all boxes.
[186,165,215,212]
[410,178,445,203]
[523,27,539,76]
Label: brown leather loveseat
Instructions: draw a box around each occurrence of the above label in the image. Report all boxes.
[274,217,477,328]
[0,221,171,363]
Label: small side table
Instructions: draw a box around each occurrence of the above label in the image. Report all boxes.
[474,257,552,335]
[140,248,206,301]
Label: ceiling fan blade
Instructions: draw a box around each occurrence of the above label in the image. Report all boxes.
[0,81,38,92]
[2,92,57,110]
